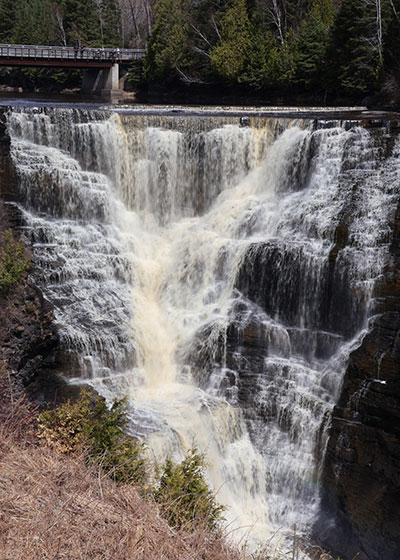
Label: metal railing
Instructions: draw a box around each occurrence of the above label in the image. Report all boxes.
[0,43,145,62]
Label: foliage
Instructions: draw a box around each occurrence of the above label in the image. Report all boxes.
[1,0,400,101]
[0,0,122,48]
[143,0,189,81]
[210,0,250,83]
[12,0,58,45]
[38,390,224,534]
[38,389,147,485]
[0,230,30,296]
[240,22,276,89]
[0,0,16,43]
[153,447,225,532]
[326,0,391,95]
[294,3,333,88]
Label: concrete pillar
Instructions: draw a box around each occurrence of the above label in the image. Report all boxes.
[101,63,124,101]
[82,64,124,100]
[103,64,119,90]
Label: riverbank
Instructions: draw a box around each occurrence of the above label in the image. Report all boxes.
[1,69,399,111]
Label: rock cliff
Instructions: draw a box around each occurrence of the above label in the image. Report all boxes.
[317,200,400,560]
[0,111,59,401]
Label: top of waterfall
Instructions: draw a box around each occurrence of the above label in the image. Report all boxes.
[105,104,400,121]
[1,98,400,121]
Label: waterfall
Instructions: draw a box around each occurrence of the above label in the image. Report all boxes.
[5,106,399,544]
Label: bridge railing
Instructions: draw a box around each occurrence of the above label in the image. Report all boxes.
[0,44,145,62]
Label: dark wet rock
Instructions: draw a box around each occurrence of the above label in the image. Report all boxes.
[316,201,400,560]
[0,111,17,202]
[0,117,61,402]
[0,280,60,399]
[235,239,364,342]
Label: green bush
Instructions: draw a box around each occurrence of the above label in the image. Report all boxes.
[153,448,225,533]
[38,389,147,485]
[39,390,225,533]
[0,229,30,296]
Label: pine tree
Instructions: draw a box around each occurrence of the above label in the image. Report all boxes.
[294,0,335,88]
[0,0,17,42]
[241,17,276,89]
[12,0,58,45]
[210,0,251,83]
[143,0,189,81]
[327,0,387,95]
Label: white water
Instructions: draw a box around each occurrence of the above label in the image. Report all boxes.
[6,107,399,544]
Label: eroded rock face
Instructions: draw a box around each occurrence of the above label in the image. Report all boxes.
[0,281,59,397]
[0,112,15,201]
[0,110,60,401]
[317,204,400,560]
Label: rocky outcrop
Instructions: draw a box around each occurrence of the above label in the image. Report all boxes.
[0,280,59,399]
[0,111,16,202]
[0,110,60,401]
[317,202,400,560]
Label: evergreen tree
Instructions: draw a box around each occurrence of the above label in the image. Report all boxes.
[241,17,276,89]
[143,0,189,81]
[0,0,17,42]
[210,0,250,83]
[12,0,58,45]
[382,0,400,69]
[65,0,100,45]
[327,0,386,95]
[294,0,335,88]
[91,0,121,46]
[265,29,298,86]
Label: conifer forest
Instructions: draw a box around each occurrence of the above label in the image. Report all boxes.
[0,0,400,102]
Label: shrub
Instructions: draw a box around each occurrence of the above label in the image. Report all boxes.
[38,391,225,534]
[0,229,30,296]
[153,447,225,533]
[38,389,147,485]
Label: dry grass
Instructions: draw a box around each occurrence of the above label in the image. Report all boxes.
[0,376,341,560]
[0,396,243,560]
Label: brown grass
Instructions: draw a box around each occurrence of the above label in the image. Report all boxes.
[0,395,243,560]
[0,375,341,560]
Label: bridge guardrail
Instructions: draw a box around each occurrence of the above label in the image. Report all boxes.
[0,44,145,62]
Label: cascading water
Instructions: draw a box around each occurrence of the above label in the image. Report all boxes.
[5,106,399,546]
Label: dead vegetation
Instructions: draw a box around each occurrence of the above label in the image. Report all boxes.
[0,440,242,560]
[0,379,243,560]
[0,376,344,560]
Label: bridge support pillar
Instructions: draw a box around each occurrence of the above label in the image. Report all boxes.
[101,64,123,101]
[82,64,124,101]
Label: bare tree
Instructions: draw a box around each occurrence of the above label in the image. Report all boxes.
[92,0,105,45]
[388,0,400,23]
[117,0,154,46]
[256,0,286,44]
[361,0,383,58]
[53,3,67,46]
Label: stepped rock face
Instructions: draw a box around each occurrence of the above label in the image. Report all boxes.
[1,105,400,558]
[0,111,59,400]
[317,201,400,560]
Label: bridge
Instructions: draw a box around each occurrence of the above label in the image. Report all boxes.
[0,44,146,99]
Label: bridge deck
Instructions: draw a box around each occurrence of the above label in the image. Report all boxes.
[0,44,145,68]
